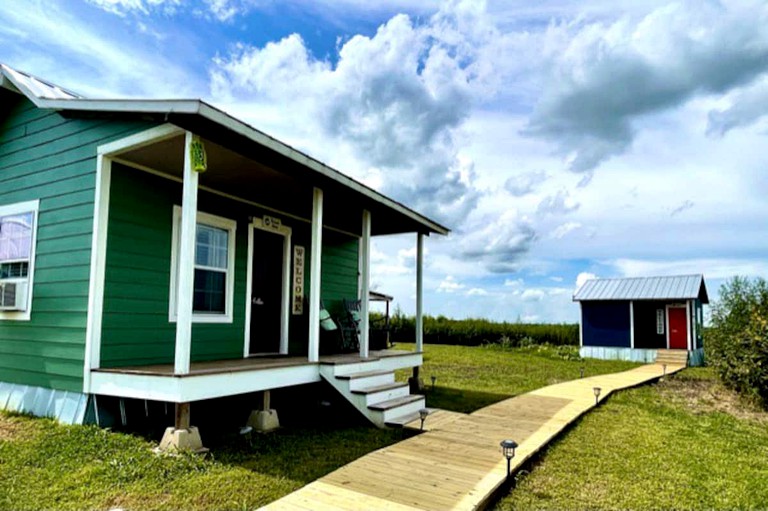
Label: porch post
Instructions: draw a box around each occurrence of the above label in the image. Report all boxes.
[629,301,635,349]
[415,232,424,352]
[359,209,371,358]
[410,232,425,392]
[307,187,323,363]
[686,300,692,351]
[174,132,198,375]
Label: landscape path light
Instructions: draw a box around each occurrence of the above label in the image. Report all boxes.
[580,366,585,379]
[500,439,519,480]
[239,425,253,447]
[431,375,437,392]
[663,364,667,377]
[593,386,601,405]
[419,408,430,431]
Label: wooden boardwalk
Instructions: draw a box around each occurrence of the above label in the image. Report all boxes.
[260,363,684,511]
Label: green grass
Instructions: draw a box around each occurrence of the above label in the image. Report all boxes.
[493,367,768,510]
[3,344,766,510]
[399,342,641,412]
[0,413,400,511]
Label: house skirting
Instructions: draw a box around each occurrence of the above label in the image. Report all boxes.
[0,381,89,425]
[579,346,705,366]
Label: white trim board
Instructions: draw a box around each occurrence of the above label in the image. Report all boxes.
[244,217,293,357]
[89,364,320,402]
[85,124,183,393]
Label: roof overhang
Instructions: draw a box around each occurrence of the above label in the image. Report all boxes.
[1,64,449,236]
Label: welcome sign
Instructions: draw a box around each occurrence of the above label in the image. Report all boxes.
[292,245,305,314]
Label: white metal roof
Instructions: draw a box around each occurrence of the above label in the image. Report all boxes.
[573,274,708,303]
[1,64,83,100]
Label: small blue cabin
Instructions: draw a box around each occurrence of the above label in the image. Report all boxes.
[573,275,708,366]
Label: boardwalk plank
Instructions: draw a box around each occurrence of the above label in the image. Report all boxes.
[260,363,683,511]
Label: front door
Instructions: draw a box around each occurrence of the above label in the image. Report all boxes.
[668,307,688,349]
[249,228,284,354]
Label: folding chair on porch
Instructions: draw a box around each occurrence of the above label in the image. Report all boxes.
[319,300,342,354]
[339,298,361,353]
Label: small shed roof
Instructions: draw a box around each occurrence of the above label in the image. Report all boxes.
[573,274,708,304]
[369,290,393,302]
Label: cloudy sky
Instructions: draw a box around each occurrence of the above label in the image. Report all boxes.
[2,0,767,323]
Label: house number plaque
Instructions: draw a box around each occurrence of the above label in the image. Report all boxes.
[263,215,282,231]
[292,245,305,315]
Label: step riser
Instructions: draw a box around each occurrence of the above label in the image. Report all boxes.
[656,357,688,363]
[377,353,423,372]
[348,373,395,391]
[329,361,382,377]
[363,386,410,407]
[381,397,426,423]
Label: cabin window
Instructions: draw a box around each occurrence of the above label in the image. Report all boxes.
[0,200,39,321]
[656,309,664,335]
[169,206,236,323]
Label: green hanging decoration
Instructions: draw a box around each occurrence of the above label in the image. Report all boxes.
[190,135,207,173]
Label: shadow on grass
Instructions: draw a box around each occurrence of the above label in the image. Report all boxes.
[424,386,514,414]
[97,382,406,486]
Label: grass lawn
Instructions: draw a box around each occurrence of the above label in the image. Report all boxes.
[399,342,640,412]
[494,367,768,510]
[2,343,766,510]
[0,411,401,511]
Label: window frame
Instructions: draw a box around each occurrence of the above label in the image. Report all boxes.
[0,200,39,321]
[169,206,237,324]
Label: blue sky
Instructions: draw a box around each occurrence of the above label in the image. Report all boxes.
[2,0,768,323]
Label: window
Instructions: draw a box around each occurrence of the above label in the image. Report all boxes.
[656,309,665,335]
[169,206,236,323]
[0,200,39,321]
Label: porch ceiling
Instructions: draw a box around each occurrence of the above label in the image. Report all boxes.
[115,129,436,237]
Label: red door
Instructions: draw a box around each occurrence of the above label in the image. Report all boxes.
[668,307,688,349]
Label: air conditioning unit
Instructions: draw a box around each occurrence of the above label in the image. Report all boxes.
[0,281,28,311]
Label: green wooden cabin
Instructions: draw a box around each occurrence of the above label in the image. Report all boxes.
[0,64,447,431]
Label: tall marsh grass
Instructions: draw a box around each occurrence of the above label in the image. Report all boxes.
[380,312,578,347]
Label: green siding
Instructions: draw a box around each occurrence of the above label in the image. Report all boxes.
[101,165,362,365]
[321,232,359,315]
[101,166,249,367]
[0,91,157,392]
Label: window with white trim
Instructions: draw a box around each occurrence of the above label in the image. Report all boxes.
[169,206,236,323]
[0,200,39,321]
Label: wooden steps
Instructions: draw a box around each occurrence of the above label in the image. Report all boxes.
[655,349,689,366]
[320,359,426,428]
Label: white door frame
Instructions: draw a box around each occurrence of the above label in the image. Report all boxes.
[244,218,292,356]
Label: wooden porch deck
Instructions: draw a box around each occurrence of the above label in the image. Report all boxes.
[94,349,416,377]
[260,362,684,511]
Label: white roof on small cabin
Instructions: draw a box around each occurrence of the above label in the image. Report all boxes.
[573,274,708,303]
[0,63,449,236]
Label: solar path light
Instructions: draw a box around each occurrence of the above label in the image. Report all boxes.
[593,387,601,405]
[431,375,437,391]
[580,366,585,379]
[419,408,430,431]
[500,439,519,479]
[663,363,667,377]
